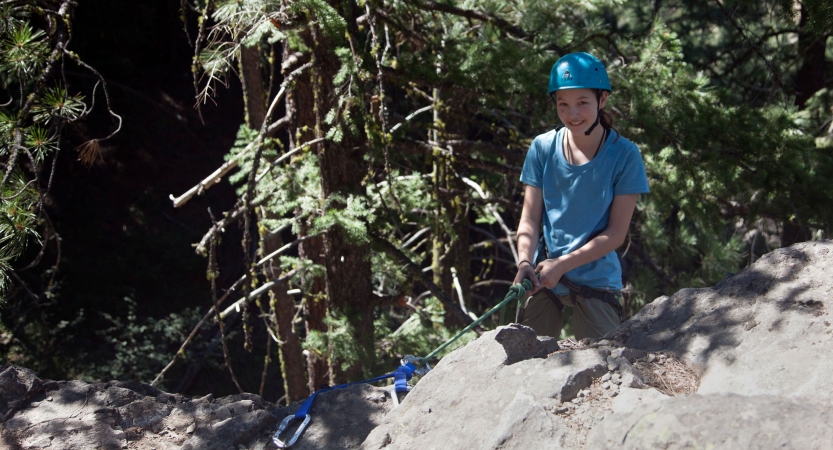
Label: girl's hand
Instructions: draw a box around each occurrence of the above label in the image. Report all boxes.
[535,258,567,290]
[513,261,541,293]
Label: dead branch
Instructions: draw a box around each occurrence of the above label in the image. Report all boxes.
[171,62,313,208]
[462,177,518,265]
[207,225,244,394]
[399,138,521,175]
[194,203,245,255]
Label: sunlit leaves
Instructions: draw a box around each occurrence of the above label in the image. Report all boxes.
[0,170,39,300]
[24,127,57,163]
[32,86,86,123]
[288,0,347,39]
[0,22,48,80]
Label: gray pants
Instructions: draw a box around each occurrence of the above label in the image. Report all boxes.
[517,289,621,340]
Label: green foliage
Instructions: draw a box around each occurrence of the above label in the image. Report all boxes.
[184,0,833,383]
[92,298,210,385]
[0,21,48,80]
[0,4,92,302]
[288,0,347,39]
[0,171,39,299]
[384,297,476,360]
[304,311,371,374]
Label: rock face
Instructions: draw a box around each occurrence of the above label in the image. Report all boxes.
[2,241,833,449]
[608,240,833,399]
[587,393,833,449]
[362,241,833,449]
[360,326,674,449]
[0,365,393,449]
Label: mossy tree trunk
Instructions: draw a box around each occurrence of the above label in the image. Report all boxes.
[310,15,375,383]
[240,41,307,400]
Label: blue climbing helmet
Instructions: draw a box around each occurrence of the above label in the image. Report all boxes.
[548,52,612,135]
[547,52,612,94]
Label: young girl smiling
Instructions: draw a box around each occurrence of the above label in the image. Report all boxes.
[513,52,650,340]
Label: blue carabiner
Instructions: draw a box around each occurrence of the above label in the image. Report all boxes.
[272,413,311,448]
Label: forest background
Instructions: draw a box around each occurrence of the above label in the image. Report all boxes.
[1,0,831,405]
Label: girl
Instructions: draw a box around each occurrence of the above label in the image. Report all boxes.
[513,52,649,340]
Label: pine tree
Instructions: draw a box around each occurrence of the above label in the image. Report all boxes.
[160,0,833,392]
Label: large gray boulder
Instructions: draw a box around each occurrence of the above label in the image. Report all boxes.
[361,325,644,450]
[361,241,833,449]
[607,240,833,398]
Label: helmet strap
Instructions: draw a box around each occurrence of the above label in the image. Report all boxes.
[584,108,601,136]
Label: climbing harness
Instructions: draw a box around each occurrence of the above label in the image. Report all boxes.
[272,279,533,448]
[559,276,624,320]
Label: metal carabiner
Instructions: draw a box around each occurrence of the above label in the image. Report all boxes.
[272,414,311,448]
[381,384,413,408]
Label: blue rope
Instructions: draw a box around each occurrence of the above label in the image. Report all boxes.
[293,362,416,419]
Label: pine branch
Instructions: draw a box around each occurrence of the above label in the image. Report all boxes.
[399,138,521,175]
[408,0,527,39]
[1,0,76,187]
[713,0,784,92]
[371,232,474,328]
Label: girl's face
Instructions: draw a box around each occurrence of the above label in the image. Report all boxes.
[553,88,608,134]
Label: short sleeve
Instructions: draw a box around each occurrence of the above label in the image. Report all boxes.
[613,144,650,196]
[520,136,546,188]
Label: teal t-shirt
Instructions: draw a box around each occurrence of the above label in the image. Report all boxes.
[520,127,649,293]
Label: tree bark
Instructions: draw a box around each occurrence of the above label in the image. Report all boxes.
[310,15,375,383]
[284,33,331,392]
[451,188,471,313]
[263,231,308,403]
[240,45,267,129]
[240,35,308,399]
[298,233,330,391]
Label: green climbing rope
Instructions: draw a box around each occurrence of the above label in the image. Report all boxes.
[423,279,533,361]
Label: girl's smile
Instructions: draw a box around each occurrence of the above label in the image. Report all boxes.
[553,88,608,133]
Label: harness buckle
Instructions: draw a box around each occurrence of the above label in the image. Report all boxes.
[272,414,311,448]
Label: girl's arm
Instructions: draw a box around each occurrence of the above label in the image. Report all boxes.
[535,194,639,290]
[513,185,544,291]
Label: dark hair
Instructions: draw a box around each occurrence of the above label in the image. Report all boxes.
[594,89,614,130]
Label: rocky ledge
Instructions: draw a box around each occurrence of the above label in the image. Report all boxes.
[2,240,832,449]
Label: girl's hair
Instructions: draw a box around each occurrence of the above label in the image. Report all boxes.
[594,89,620,143]
[594,89,614,130]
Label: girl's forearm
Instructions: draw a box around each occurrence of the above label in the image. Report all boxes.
[554,231,622,273]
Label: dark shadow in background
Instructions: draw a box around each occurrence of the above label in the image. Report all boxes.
[4,0,282,400]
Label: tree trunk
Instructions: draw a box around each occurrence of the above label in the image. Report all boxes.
[299,233,330,391]
[451,188,471,313]
[240,45,266,129]
[794,4,826,109]
[240,38,308,399]
[310,17,375,383]
[284,36,330,391]
[263,231,308,403]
